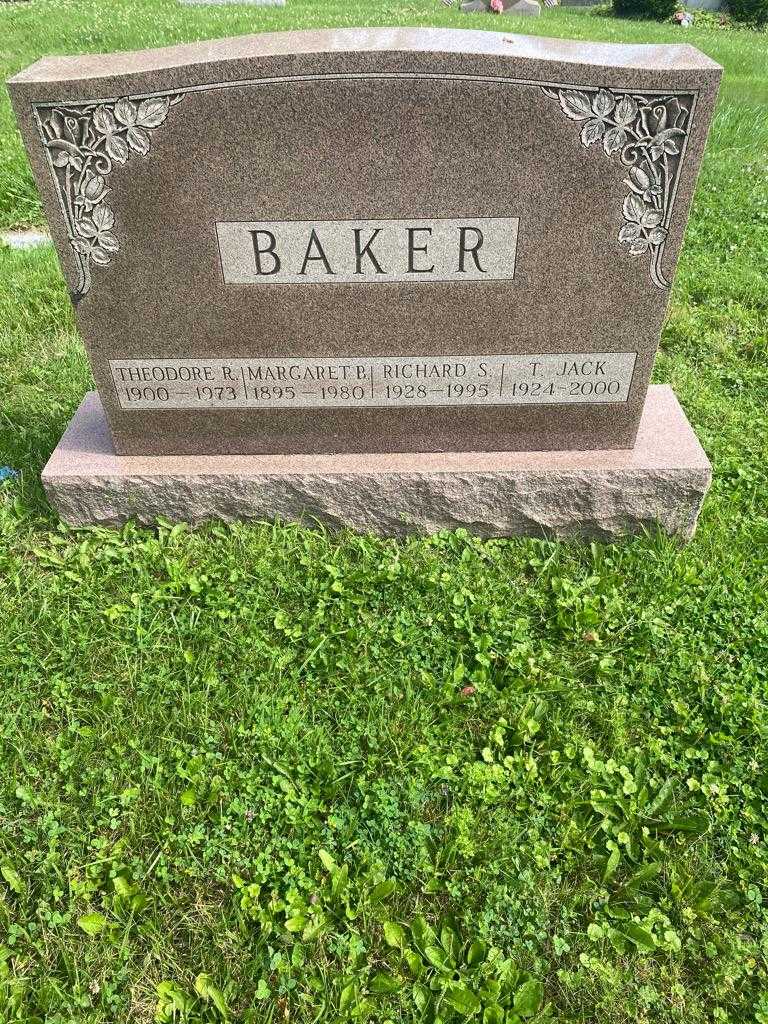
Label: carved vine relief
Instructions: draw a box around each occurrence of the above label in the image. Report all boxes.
[542,85,693,288]
[34,80,693,298]
[36,93,184,299]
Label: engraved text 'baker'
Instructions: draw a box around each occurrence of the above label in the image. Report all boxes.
[216,218,519,285]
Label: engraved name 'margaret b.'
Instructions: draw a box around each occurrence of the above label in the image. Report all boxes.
[216,218,519,285]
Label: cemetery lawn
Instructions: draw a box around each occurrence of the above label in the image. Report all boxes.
[1,1,768,1022]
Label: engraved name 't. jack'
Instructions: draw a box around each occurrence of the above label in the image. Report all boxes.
[215,218,519,285]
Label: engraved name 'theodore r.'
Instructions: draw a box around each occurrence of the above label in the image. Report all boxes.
[216,218,519,285]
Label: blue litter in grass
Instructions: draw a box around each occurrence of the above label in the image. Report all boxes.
[0,467,19,481]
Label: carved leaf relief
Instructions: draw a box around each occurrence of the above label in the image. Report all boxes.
[35,78,693,299]
[543,85,693,288]
[37,92,183,299]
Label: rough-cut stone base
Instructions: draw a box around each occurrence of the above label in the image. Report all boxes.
[42,386,711,540]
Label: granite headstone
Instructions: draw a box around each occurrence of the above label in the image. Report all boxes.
[9,28,720,536]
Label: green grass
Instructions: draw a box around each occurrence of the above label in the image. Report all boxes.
[1,1,768,1022]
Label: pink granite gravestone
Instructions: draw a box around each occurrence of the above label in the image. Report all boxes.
[9,28,720,537]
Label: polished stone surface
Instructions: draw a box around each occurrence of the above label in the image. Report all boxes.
[508,0,542,15]
[43,385,711,538]
[9,29,721,456]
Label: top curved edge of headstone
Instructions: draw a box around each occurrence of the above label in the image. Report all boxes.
[8,26,722,85]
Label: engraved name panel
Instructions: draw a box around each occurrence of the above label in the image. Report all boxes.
[216,218,519,285]
[111,352,637,410]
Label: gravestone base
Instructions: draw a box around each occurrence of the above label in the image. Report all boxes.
[42,386,711,540]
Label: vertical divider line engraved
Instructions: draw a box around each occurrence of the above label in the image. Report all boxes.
[32,71,699,298]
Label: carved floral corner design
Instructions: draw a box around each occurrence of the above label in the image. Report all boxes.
[542,85,693,288]
[35,92,184,300]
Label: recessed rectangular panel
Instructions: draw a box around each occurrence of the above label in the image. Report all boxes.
[110,352,636,409]
[215,218,519,284]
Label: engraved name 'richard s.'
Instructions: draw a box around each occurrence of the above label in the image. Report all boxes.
[216,217,519,285]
